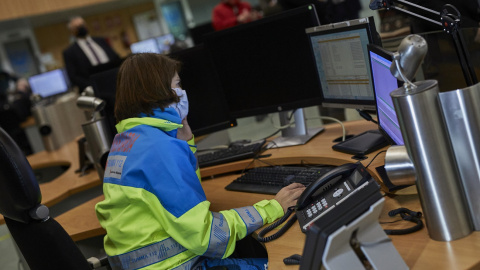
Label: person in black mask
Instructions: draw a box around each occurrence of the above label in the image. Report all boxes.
[62,16,121,93]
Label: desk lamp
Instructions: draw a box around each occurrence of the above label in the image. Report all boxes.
[369,0,478,86]
[387,34,473,241]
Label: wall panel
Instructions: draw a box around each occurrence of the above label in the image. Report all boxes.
[0,0,116,21]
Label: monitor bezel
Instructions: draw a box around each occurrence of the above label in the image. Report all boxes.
[204,4,323,119]
[306,17,381,111]
[366,43,403,145]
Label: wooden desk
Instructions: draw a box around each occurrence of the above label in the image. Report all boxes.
[10,120,480,269]
[56,174,480,270]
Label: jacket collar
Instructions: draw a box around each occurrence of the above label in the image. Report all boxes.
[116,108,182,133]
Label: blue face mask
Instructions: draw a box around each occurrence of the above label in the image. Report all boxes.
[168,88,189,120]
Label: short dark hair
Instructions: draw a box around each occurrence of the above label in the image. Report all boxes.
[115,53,181,122]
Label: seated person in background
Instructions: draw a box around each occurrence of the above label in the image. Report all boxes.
[212,0,262,31]
[95,53,305,270]
[62,16,121,93]
[0,71,32,155]
[11,78,32,121]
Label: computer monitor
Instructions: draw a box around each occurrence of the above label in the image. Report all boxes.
[156,33,175,54]
[168,44,237,136]
[306,17,382,111]
[204,5,324,147]
[28,69,70,98]
[90,48,237,138]
[367,44,404,145]
[130,38,161,54]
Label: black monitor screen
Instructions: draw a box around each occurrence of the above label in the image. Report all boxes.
[306,17,381,110]
[91,47,237,138]
[90,68,119,137]
[168,45,237,136]
[204,5,322,118]
[367,44,404,145]
[28,69,69,98]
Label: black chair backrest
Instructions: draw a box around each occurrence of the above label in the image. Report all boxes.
[0,127,91,270]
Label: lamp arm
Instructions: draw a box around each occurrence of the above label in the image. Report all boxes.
[370,0,478,86]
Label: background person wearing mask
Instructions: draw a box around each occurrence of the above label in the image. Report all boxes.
[62,16,121,93]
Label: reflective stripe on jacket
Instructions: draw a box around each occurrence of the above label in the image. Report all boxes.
[95,108,284,269]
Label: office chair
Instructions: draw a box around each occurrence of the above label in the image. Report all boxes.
[0,126,106,270]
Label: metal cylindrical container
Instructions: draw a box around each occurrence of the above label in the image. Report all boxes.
[391,80,473,241]
[82,117,112,180]
[384,145,416,186]
[438,83,480,230]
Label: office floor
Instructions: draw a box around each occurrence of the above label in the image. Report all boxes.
[0,225,24,270]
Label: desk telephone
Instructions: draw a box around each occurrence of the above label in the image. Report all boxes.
[257,162,379,241]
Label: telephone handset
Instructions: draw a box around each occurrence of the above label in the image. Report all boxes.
[257,162,373,242]
[296,163,360,210]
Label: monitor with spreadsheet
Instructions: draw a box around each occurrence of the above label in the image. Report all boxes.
[306,17,381,111]
[367,44,404,145]
[203,5,324,148]
[28,69,70,98]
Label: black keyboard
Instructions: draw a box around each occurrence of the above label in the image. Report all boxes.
[198,140,266,168]
[225,165,336,195]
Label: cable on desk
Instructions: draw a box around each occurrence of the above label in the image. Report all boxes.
[319,116,346,142]
[270,109,297,130]
[240,153,278,175]
[356,109,378,124]
[383,207,424,235]
[260,110,298,146]
[364,150,387,168]
[257,206,297,243]
[283,254,302,265]
[306,116,345,142]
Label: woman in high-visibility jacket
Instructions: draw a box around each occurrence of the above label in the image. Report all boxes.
[95,53,306,270]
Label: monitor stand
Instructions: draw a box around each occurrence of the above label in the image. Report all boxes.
[269,109,324,148]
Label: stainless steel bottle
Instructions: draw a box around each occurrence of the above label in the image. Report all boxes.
[438,83,480,230]
[391,80,473,241]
